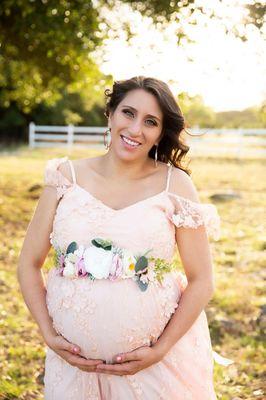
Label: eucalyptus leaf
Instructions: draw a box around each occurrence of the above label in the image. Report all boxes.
[91,238,112,250]
[143,248,153,258]
[66,241,78,254]
[136,277,148,292]
[135,256,148,273]
[88,273,95,280]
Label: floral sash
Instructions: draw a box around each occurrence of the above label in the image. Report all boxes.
[53,238,176,292]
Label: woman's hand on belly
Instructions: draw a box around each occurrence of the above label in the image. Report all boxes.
[47,333,105,372]
[95,344,162,376]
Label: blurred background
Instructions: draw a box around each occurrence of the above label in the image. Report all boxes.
[0,0,265,146]
[0,1,265,399]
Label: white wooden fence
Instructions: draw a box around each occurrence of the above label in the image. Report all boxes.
[29,123,106,149]
[28,122,266,158]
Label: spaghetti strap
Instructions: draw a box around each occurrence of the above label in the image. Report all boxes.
[68,159,77,184]
[165,164,173,192]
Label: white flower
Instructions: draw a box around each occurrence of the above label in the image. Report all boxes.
[122,249,136,278]
[83,246,113,279]
[74,245,85,258]
[63,260,76,278]
[65,252,78,263]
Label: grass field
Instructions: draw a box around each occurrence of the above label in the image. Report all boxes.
[0,146,265,400]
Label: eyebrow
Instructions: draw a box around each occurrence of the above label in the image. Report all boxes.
[122,105,161,122]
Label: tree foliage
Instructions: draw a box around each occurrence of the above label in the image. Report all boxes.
[246,1,266,30]
[0,0,265,142]
[0,1,106,112]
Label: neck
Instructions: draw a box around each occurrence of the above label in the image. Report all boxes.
[100,149,154,180]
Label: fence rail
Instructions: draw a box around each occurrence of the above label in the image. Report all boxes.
[28,122,266,158]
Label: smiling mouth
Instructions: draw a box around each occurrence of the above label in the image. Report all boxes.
[120,135,142,147]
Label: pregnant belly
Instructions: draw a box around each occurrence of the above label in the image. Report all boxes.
[45,268,186,363]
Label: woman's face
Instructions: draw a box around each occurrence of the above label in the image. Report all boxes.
[108,89,163,162]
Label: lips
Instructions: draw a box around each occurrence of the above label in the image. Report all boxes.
[120,135,141,146]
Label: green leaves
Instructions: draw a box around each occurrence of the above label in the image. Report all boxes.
[135,256,148,273]
[136,277,148,292]
[53,246,62,265]
[135,256,149,291]
[66,241,78,254]
[153,257,175,283]
[91,238,112,251]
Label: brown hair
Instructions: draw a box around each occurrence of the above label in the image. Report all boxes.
[104,76,191,175]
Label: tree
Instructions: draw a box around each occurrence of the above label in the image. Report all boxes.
[2,0,263,113]
[178,93,216,128]
[0,1,107,112]
[0,0,264,142]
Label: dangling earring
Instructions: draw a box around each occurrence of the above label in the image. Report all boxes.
[104,128,112,149]
[154,144,158,168]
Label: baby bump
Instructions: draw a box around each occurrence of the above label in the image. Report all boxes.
[45,268,186,363]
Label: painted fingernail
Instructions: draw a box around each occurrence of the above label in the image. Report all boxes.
[73,347,79,352]
[117,356,122,361]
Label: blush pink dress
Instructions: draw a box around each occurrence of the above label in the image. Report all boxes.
[43,156,222,400]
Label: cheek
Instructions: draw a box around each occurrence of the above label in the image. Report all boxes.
[114,112,127,125]
[145,129,161,143]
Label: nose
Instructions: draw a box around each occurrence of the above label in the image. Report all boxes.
[127,119,142,136]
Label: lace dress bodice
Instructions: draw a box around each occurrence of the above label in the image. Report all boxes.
[45,157,221,263]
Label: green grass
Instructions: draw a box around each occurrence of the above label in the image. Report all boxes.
[0,146,265,399]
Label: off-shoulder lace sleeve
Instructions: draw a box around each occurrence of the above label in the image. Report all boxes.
[44,156,72,200]
[166,192,221,241]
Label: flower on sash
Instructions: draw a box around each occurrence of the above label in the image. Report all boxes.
[121,249,136,278]
[62,260,76,277]
[83,246,113,279]
[54,237,175,292]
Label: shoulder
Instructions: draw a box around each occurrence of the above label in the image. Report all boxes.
[58,156,102,182]
[44,157,72,187]
[57,158,72,182]
[45,156,68,173]
[169,166,200,203]
[167,166,221,240]
[45,156,87,183]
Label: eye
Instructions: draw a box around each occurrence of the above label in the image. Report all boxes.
[146,119,157,126]
[122,109,134,117]
[122,109,157,126]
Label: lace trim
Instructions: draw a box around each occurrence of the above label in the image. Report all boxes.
[166,192,221,241]
[44,157,72,200]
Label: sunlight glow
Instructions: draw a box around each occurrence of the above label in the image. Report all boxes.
[96,1,266,112]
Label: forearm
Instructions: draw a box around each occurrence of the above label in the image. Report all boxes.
[153,279,214,356]
[17,263,57,344]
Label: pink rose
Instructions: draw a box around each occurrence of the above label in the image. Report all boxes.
[58,254,65,276]
[109,253,123,281]
[76,257,88,277]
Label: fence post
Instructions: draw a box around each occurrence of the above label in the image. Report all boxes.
[67,124,74,149]
[29,122,35,148]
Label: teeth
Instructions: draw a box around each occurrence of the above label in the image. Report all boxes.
[122,136,140,146]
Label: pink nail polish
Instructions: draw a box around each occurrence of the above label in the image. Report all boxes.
[117,356,122,361]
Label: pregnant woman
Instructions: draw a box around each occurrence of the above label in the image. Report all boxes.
[18,76,223,399]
